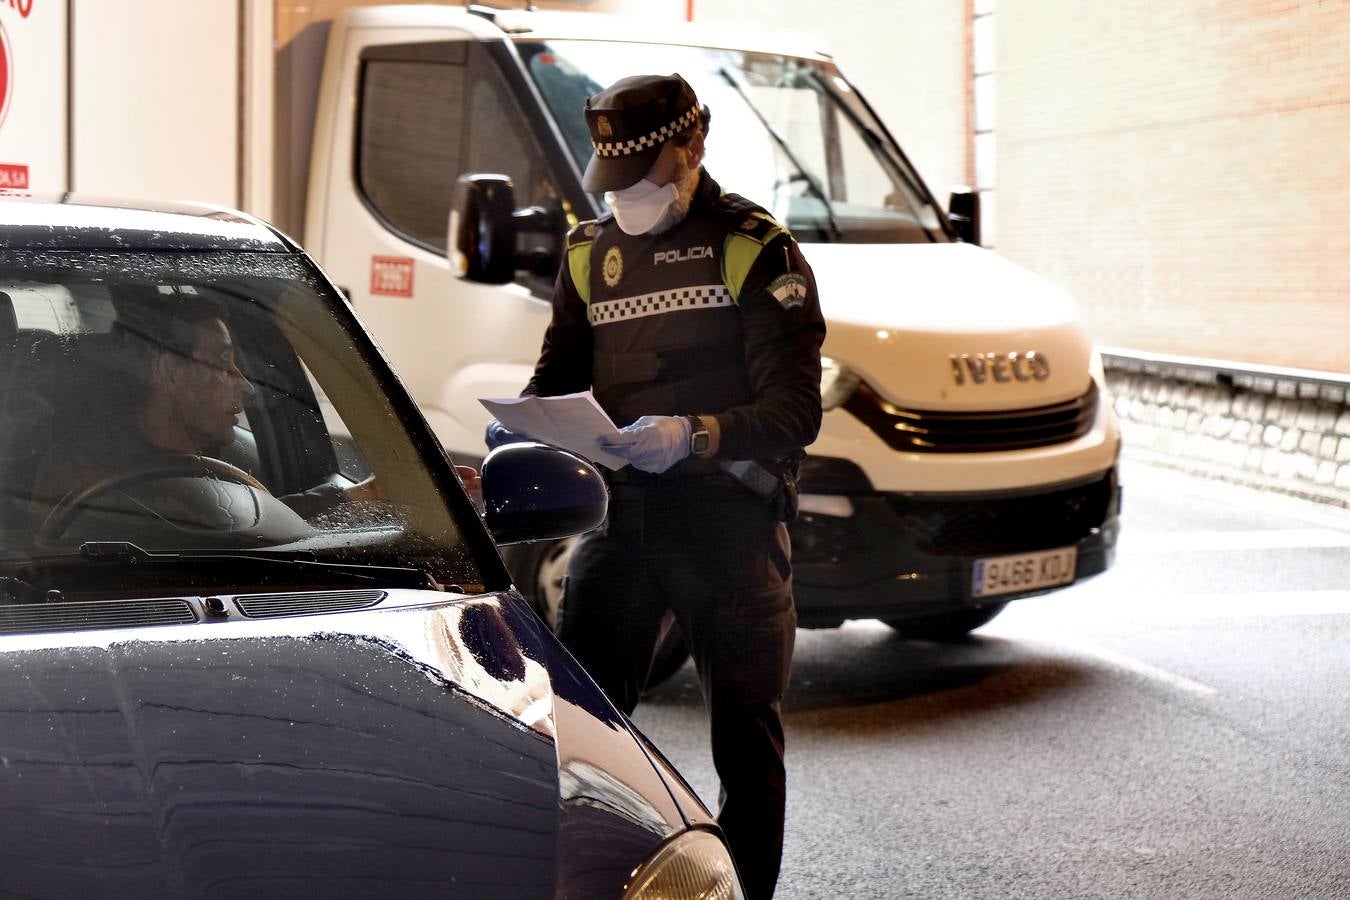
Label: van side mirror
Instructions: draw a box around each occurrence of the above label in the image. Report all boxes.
[480,442,608,545]
[450,174,518,284]
[450,174,563,285]
[947,186,982,245]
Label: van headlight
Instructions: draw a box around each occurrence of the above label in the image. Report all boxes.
[1089,348,1107,386]
[621,829,745,899]
[821,356,861,411]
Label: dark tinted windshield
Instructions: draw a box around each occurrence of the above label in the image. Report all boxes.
[518,39,948,244]
[0,249,485,596]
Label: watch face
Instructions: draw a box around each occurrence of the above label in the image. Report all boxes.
[691,433,710,454]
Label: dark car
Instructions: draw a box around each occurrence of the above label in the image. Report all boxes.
[0,195,743,898]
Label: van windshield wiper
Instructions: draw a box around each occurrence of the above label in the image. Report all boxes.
[718,67,843,242]
[803,68,939,242]
[74,542,442,591]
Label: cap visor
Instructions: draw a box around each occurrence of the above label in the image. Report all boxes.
[582,149,660,193]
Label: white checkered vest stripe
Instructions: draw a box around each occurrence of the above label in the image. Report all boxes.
[588,283,732,325]
[592,106,700,158]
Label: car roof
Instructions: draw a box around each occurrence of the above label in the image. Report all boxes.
[0,193,293,252]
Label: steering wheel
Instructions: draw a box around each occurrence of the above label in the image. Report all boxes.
[38,455,267,543]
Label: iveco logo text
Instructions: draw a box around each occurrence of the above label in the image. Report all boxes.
[653,246,713,264]
[949,351,1050,385]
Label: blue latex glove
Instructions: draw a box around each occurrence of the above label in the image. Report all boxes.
[485,418,527,450]
[599,415,691,473]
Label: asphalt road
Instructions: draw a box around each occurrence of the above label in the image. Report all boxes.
[631,460,1350,899]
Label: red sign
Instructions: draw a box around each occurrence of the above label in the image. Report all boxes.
[0,18,11,130]
[370,256,415,297]
[0,163,27,188]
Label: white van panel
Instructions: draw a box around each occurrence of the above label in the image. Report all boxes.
[309,22,554,459]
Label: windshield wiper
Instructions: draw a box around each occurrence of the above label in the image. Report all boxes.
[803,69,940,241]
[0,575,50,605]
[718,67,843,242]
[67,541,442,593]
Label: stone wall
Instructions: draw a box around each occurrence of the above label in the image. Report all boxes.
[1105,355,1350,508]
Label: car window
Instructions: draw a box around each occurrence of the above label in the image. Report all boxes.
[0,249,486,596]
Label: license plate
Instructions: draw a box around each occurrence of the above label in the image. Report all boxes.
[971,546,1077,598]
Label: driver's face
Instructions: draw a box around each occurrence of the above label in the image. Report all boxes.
[173,317,255,450]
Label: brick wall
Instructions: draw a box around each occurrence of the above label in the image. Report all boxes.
[996,0,1350,373]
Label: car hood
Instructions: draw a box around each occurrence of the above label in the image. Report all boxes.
[0,590,683,897]
[804,242,1095,411]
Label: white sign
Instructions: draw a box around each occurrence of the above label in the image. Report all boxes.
[0,0,67,192]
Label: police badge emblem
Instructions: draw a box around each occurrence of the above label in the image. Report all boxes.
[597,115,613,138]
[768,272,809,309]
[603,245,624,287]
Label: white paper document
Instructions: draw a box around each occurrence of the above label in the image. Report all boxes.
[479,391,627,470]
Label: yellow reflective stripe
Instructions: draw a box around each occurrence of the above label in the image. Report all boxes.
[721,225,782,302]
[567,242,592,305]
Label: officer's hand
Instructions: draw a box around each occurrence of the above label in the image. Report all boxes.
[599,415,691,473]
[485,418,526,450]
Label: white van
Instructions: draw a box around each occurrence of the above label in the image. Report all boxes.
[303,5,1121,663]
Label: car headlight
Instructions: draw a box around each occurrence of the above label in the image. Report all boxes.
[821,356,861,411]
[621,829,745,899]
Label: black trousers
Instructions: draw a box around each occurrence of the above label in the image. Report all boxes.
[557,474,796,900]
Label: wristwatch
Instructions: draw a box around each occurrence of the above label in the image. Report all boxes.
[684,415,712,457]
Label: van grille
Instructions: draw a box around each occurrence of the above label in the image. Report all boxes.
[891,472,1116,556]
[0,598,197,635]
[235,590,386,619]
[844,381,1099,453]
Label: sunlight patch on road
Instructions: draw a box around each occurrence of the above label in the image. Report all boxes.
[1124,528,1350,553]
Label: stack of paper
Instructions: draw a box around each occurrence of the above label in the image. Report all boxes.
[478,391,627,470]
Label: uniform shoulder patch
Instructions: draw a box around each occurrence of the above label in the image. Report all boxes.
[566,220,598,250]
[732,210,786,245]
[767,272,810,310]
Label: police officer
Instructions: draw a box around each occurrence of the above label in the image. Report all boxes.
[490,73,824,899]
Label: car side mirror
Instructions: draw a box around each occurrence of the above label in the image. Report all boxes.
[480,442,608,545]
[947,186,981,245]
[450,174,563,284]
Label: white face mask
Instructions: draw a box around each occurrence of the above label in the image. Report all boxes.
[605,178,680,236]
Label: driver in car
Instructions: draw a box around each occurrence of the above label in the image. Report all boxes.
[30,295,377,532]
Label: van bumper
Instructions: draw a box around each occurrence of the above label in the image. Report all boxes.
[788,457,1121,627]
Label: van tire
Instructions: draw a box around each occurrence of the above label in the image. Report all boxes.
[502,537,576,629]
[646,626,690,689]
[886,603,1007,640]
[501,537,690,688]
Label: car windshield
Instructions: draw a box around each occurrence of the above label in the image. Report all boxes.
[0,249,485,597]
[519,39,948,244]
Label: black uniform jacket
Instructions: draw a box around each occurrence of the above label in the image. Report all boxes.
[524,171,826,464]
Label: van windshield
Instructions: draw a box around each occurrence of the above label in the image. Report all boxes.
[518,40,948,244]
[0,249,486,599]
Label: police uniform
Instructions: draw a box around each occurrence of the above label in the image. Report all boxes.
[520,74,825,900]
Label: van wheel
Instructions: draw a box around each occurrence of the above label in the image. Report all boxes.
[886,603,1008,640]
[502,537,577,629]
[646,625,690,690]
[502,537,691,688]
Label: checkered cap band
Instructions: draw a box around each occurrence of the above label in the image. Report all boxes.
[589,283,733,325]
[592,106,700,158]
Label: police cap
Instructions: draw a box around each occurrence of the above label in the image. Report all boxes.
[582,73,704,192]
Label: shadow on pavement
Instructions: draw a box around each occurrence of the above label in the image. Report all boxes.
[641,626,1097,734]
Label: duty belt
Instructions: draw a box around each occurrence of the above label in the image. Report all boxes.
[607,457,779,498]
[594,340,745,387]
